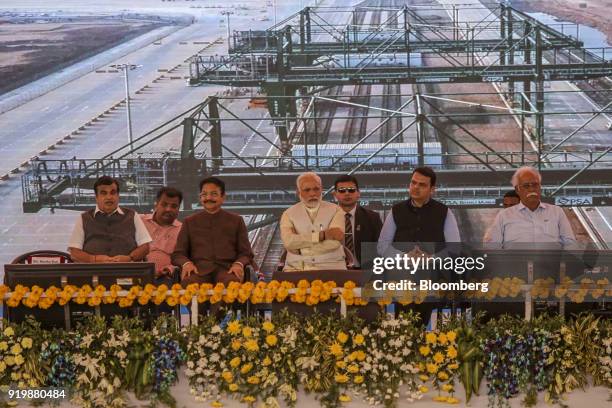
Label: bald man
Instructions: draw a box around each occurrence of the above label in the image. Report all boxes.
[280,172,346,271]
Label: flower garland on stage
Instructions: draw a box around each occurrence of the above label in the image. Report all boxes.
[1,277,611,309]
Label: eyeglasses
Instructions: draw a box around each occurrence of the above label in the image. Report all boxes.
[519,182,540,189]
[336,188,357,193]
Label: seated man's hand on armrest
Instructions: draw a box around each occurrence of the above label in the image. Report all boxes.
[181,261,198,280]
[228,262,244,282]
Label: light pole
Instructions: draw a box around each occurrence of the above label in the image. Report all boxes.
[110,63,140,151]
[273,0,277,26]
[221,11,234,52]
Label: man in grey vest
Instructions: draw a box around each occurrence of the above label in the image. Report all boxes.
[280,172,346,271]
[68,176,152,263]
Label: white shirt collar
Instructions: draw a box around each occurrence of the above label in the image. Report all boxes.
[517,201,547,212]
[344,205,357,218]
[94,205,124,216]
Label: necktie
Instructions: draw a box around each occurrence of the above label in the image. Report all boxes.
[345,213,354,254]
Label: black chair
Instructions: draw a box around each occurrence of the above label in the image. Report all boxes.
[11,250,72,265]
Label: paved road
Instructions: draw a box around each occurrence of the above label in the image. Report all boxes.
[0,0,326,268]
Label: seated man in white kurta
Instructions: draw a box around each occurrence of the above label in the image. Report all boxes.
[280,172,346,271]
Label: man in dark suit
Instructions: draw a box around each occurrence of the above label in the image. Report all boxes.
[333,175,383,268]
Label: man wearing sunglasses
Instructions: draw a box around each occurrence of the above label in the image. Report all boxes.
[484,166,576,247]
[333,175,382,268]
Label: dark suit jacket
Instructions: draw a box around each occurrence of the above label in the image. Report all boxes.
[354,206,383,265]
[171,209,254,275]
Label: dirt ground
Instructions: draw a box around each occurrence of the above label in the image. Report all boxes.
[0,20,162,94]
[513,0,612,44]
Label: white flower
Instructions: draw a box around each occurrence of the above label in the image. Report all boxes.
[210,353,220,363]
[211,325,222,334]
[187,361,195,369]
[116,350,127,360]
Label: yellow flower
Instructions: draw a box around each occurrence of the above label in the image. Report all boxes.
[244,339,259,352]
[242,327,253,338]
[442,384,454,392]
[11,372,21,381]
[3,327,14,337]
[0,342,8,351]
[438,332,448,345]
[425,332,437,344]
[446,331,457,342]
[262,321,275,333]
[265,334,278,347]
[337,332,349,344]
[433,396,449,402]
[242,396,256,403]
[339,394,351,402]
[437,371,449,381]
[230,357,241,368]
[354,334,365,345]
[419,345,431,356]
[419,374,429,382]
[227,320,241,335]
[355,350,366,361]
[433,352,444,364]
[334,374,349,383]
[0,361,5,372]
[347,364,359,374]
[354,375,364,384]
[14,354,24,365]
[247,376,260,384]
[231,340,242,351]
[211,401,224,407]
[11,344,22,355]
[20,337,33,349]
[447,397,460,404]
[229,383,239,392]
[222,371,233,382]
[418,385,429,393]
[448,363,459,370]
[447,346,458,359]
[5,356,15,366]
[336,360,346,369]
[240,363,253,374]
[262,356,272,366]
[426,363,438,374]
[329,342,343,357]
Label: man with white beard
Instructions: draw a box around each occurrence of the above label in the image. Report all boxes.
[280,172,346,271]
[484,166,576,248]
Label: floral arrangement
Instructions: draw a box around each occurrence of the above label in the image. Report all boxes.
[418,328,460,404]
[185,310,301,407]
[0,310,611,407]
